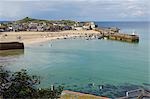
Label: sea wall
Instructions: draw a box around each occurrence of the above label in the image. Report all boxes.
[0,42,24,50]
[108,34,139,43]
[95,28,139,43]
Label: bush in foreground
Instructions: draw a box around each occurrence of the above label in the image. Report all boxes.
[0,66,63,99]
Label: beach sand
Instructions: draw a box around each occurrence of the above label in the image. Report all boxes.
[0,30,100,45]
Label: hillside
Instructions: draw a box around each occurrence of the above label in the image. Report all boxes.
[16,17,76,26]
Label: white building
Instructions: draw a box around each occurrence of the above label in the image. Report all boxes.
[83,25,90,30]
[74,27,83,30]
[90,22,96,29]
[8,26,13,30]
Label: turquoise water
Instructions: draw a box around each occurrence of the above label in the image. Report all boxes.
[0,22,149,97]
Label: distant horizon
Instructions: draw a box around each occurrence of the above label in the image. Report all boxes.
[0,17,149,22]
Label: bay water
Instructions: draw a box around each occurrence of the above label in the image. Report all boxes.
[0,22,149,97]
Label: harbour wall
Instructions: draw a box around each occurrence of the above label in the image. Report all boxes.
[0,42,24,50]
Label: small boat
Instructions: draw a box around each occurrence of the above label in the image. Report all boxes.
[104,37,108,40]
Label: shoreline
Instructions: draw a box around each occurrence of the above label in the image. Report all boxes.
[0,30,100,46]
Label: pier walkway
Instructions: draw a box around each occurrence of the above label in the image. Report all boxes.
[95,28,139,43]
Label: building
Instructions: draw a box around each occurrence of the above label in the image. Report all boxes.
[78,22,96,30]
[74,27,83,30]
[0,26,6,32]
[90,22,96,29]
[8,26,13,31]
[37,26,44,31]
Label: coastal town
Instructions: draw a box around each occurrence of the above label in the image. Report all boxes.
[0,17,97,32]
[0,17,140,50]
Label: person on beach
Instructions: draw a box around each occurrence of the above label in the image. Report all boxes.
[17,36,21,40]
[2,34,7,39]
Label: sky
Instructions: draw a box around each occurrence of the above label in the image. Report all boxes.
[0,0,149,21]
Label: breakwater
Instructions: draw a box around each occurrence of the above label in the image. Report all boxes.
[0,42,24,50]
[95,28,139,43]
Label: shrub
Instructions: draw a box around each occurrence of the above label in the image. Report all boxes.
[0,66,63,99]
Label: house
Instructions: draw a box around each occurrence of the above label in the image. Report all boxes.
[77,22,96,30]
[0,26,6,32]
[63,26,72,30]
[8,26,13,31]
[52,22,65,27]
[21,23,28,31]
[83,25,91,30]
[29,26,37,31]
[28,22,38,31]
[74,27,83,30]
[37,26,44,31]
[90,22,96,29]
[52,23,57,26]
[12,24,21,32]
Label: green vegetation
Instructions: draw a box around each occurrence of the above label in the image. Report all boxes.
[59,20,76,26]
[16,17,47,23]
[18,17,36,23]
[0,66,63,98]
[0,23,8,29]
[16,17,76,26]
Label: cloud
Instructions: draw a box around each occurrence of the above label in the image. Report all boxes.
[117,0,149,20]
[0,1,31,20]
[0,0,149,21]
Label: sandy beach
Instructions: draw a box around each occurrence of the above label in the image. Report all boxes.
[0,30,99,46]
